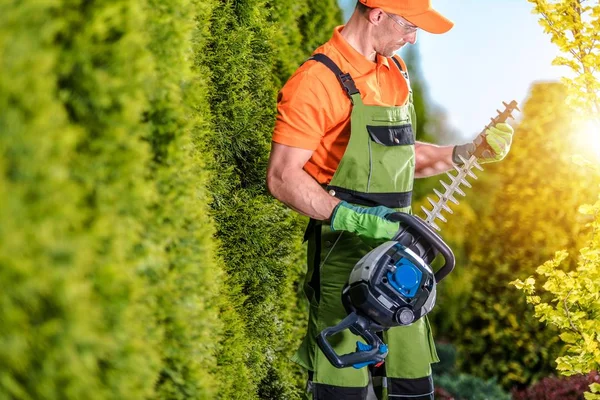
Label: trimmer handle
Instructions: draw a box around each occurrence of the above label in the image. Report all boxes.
[474,100,520,159]
[388,212,455,282]
[316,312,388,369]
[473,135,494,159]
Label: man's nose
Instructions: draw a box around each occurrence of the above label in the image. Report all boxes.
[406,31,418,45]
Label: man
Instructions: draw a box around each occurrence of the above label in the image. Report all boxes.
[267,0,513,399]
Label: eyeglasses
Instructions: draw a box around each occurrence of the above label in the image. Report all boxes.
[385,12,419,34]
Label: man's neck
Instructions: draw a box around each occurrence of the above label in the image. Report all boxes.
[340,13,378,62]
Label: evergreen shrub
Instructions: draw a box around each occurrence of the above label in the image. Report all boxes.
[435,374,510,400]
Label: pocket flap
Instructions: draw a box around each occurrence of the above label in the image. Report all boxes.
[367,124,414,146]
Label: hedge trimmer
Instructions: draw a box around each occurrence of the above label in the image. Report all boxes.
[317,100,520,369]
[422,100,520,231]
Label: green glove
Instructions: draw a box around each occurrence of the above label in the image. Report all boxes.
[330,201,399,240]
[452,122,514,164]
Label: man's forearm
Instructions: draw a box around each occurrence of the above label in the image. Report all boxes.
[414,142,455,178]
[267,168,340,221]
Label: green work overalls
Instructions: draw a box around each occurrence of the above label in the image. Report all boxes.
[292,54,439,400]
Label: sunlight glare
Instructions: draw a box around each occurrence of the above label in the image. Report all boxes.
[574,118,600,161]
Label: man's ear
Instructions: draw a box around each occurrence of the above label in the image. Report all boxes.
[368,8,385,25]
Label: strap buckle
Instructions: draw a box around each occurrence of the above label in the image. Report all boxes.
[338,73,359,97]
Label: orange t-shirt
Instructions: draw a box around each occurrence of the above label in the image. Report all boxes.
[272,25,411,184]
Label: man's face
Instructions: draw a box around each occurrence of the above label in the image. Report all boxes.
[374,12,418,57]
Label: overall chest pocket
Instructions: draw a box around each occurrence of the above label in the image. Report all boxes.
[366,124,415,193]
[367,124,414,146]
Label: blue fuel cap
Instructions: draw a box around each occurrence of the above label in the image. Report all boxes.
[387,259,422,298]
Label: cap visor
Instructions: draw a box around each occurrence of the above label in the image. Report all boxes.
[404,9,454,34]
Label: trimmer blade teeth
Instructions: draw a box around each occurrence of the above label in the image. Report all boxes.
[460,178,472,189]
[430,221,441,231]
[447,172,458,184]
[440,182,459,204]
[433,197,452,214]
[466,169,478,179]
[457,155,470,166]
[436,214,447,223]
[504,100,521,112]
[421,206,433,219]
[455,186,466,197]
[472,159,484,171]
[427,197,438,208]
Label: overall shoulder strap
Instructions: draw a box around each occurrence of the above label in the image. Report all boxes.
[391,55,404,72]
[391,56,411,86]
[391,55,413,107]
[307,54,360,99]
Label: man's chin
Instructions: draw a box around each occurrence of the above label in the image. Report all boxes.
[385,44,405,57]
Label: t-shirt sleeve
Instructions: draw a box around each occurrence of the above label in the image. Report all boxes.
[272,69,333,150]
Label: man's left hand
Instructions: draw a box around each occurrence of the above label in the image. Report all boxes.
[453,123,514,164]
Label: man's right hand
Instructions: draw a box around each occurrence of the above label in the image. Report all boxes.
[330,201,400,240]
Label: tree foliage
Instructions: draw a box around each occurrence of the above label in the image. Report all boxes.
[512,161,600,399]
[512,1,600,397]
[440,82,599,389]
[529,0,600,117]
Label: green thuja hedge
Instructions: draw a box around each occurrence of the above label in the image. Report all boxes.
[0,0,219,398]
[143,0,221,397]
[205,1,340,398]
[0,0,161,398]
[1,0,341,398]
[299,0,343,54]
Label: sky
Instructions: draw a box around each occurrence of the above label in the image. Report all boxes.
[337,0,571,140]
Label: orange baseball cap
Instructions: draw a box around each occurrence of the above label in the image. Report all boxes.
[358,0,454,34]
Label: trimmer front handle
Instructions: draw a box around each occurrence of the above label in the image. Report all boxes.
[316,312,388,369]
[388,212,455,282]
